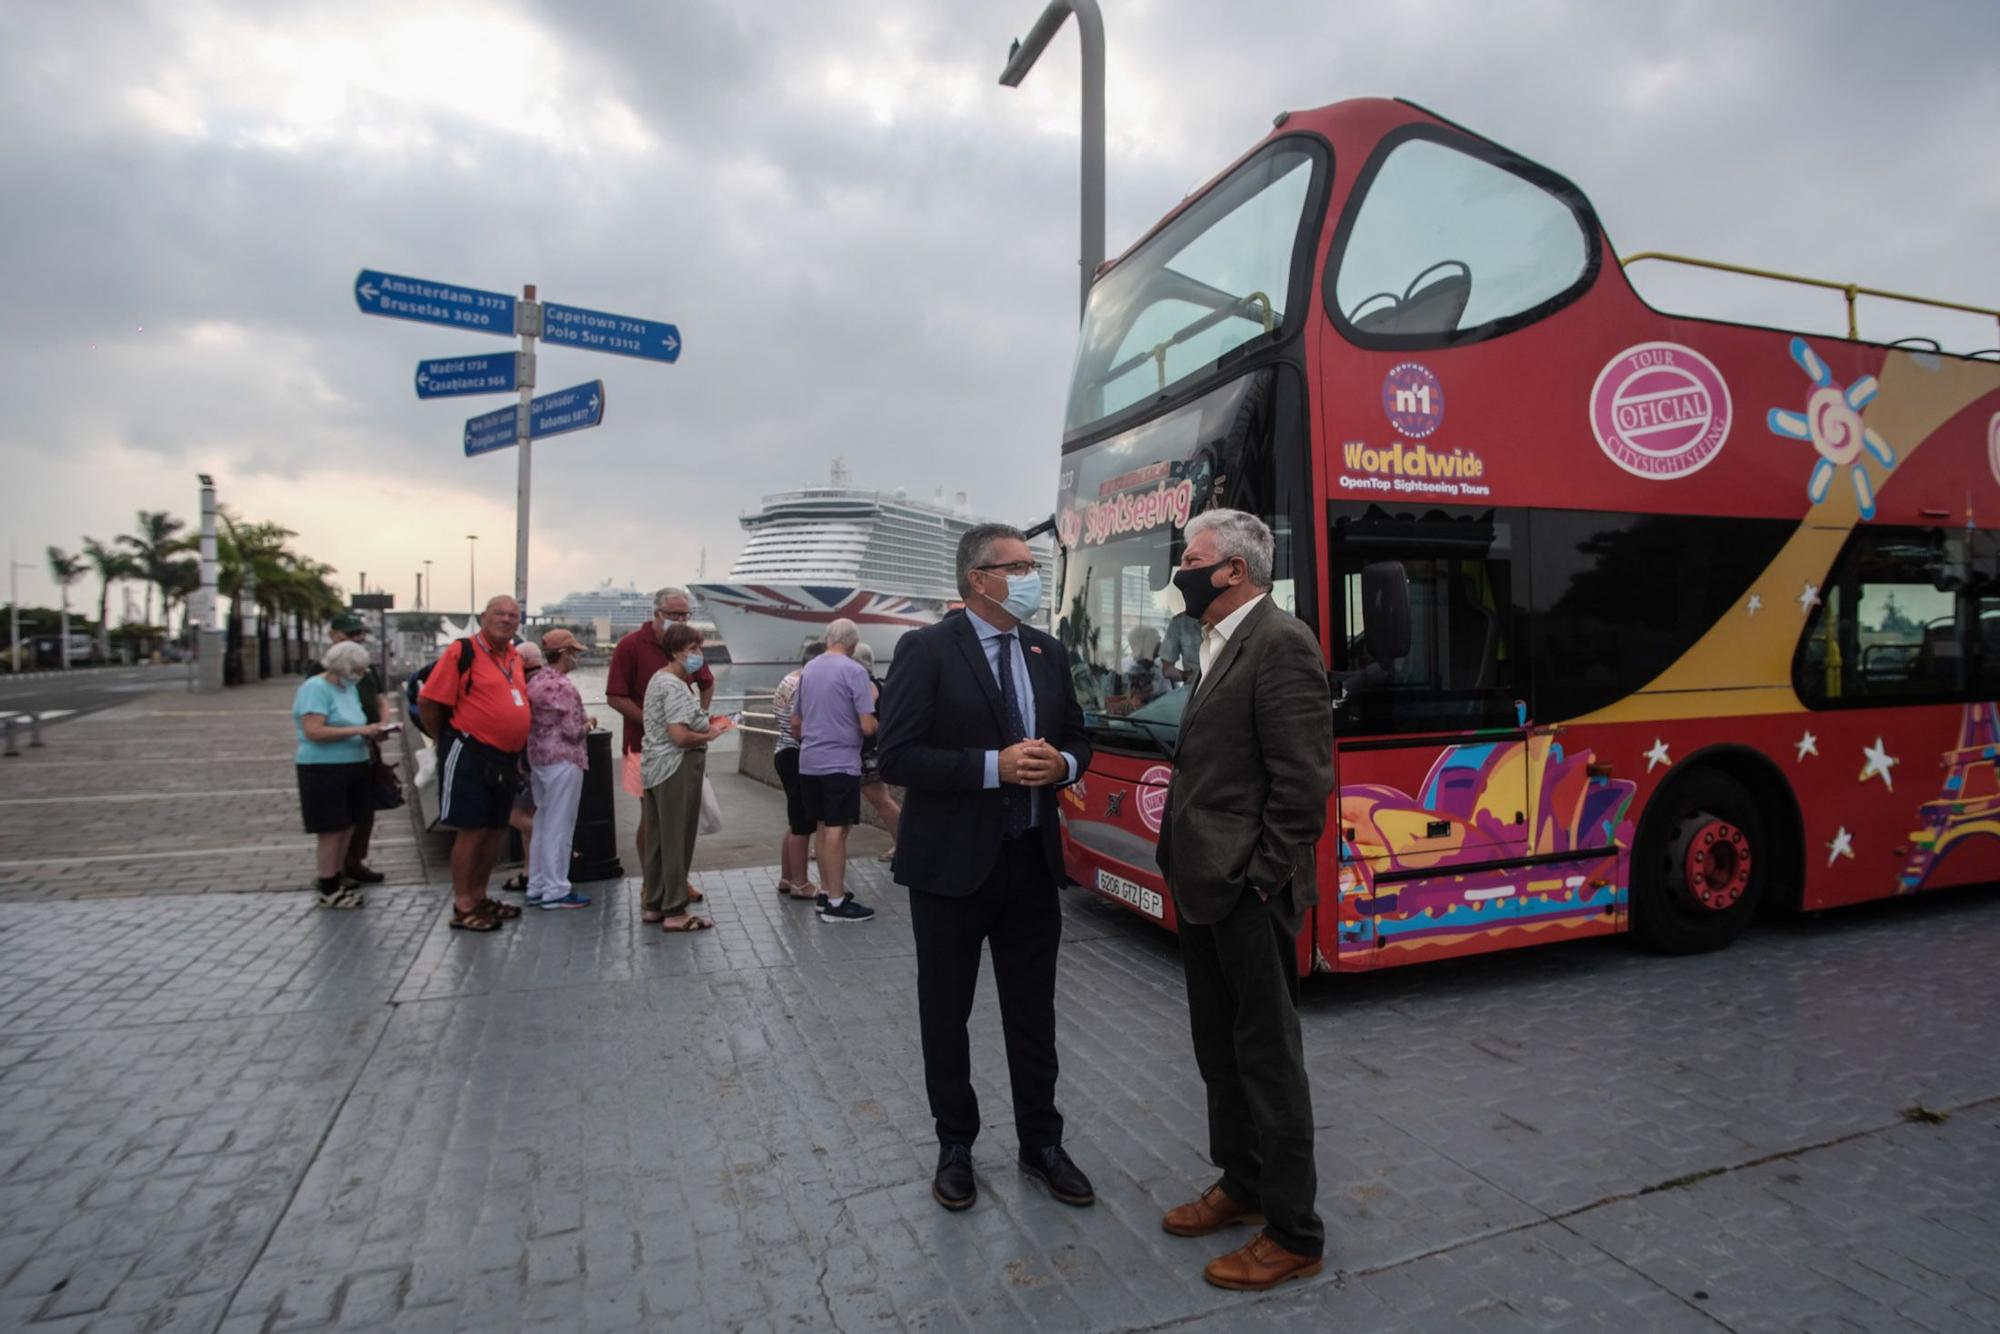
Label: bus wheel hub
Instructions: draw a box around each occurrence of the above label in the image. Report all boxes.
[1683,818,1751,910]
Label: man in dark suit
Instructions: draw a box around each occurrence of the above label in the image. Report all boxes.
[879,523,1096,1213]
[1155,508,1335,1292]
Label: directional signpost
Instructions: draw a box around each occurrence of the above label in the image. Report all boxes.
[463,381,606,457]
[542,303,682,363]
[415,351,524,399]
[354,270,515,335]
[355,268,678,608]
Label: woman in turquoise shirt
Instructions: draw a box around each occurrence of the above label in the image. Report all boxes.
[294,640,389,907]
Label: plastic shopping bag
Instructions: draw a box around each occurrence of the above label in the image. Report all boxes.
[698,775,723,835]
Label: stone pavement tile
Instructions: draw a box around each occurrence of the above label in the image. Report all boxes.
[1290,884,2000,1219]
[0,1008,388,1331]
[0,889,443,1032]
[1566,1101,2000,1333]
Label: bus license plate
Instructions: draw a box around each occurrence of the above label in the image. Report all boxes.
[1096,869,1163,920]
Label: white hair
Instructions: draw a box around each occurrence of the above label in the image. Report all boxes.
[824,618,860,650]
[1186,509,1274,587]
[322,641,371,675]
[516,641,545,669]
[854,642,875,667]
[653,585,689,610]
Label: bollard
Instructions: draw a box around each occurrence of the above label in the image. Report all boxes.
[568,728,626,883]
[3,716,16,758]
[27,711,42,748]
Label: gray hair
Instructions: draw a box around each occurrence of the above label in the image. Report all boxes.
[652,585,689,611]
[824,618,860,650]
[854,642,875,667]
[1185,509,1274,587]
[955,522,1027,598]
[482,594,519,615]
[516,641,545,669]
[322,641,372,675]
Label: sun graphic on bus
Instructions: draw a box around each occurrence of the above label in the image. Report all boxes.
[1766,337,1897,520]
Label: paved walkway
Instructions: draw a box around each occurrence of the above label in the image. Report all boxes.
[0,851,1996,1331]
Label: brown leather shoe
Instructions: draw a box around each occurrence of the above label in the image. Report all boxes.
[1162,1183,1264,1237]
[1203,1232,1323,1291]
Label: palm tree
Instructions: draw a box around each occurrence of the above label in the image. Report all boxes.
[118,510,191,628]
[45,546,85,668]
[82,538,141,661]
[160,557,199,646]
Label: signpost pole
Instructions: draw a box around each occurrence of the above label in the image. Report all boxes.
[514,283,538,611]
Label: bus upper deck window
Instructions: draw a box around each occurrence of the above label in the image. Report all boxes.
[1331,133,1594,347]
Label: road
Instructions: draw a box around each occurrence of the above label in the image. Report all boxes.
[0,664,189,731]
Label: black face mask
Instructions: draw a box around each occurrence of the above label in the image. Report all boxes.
[1172,559,1233,621]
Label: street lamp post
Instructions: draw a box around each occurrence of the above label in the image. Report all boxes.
[466,535,479,613]
[423,559,433,611]
[999,0,1105,321]
[8,545,32,675]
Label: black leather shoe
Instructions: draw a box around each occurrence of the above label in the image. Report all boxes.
[933,1144,976,1212]
[342,865,386,885]
[1018,1144,1094,1207]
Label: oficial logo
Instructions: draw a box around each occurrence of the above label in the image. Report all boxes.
[1136,765,1172,834]
[1589,342,1732,479]
[1381,362,1445,438]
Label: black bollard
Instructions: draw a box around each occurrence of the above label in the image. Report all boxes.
[568,728,625,883]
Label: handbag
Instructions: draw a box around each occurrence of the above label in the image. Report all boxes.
[368,743,405,811]
[698,775,723,835]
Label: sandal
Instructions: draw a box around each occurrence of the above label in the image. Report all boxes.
[642,910,665,923]
[660,916,714,933]
[450,905,501,932]
[785,882,820,900]
[481,898,522,920]
[686,884,705,903]
[500,874,528,894]
[317,887,366,909]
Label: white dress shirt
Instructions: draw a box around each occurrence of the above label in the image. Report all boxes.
[966,607,1079,820]
[1198,593,1268,678]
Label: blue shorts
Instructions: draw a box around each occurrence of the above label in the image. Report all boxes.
[438,733,520,831]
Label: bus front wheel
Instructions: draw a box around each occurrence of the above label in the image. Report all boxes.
[1632,770,1766,954]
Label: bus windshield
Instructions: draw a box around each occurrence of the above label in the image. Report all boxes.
[1065,143,1317,433]
[1054,373,1301,753]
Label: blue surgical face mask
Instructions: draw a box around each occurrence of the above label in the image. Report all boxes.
[682,652,705,674]
[1000,570,1043,621]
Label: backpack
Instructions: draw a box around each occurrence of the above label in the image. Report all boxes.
[407,639,477,738]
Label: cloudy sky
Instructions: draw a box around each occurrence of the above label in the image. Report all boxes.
[4,0,1996,616]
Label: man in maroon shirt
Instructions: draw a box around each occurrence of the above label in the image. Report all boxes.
[606,587,715,871]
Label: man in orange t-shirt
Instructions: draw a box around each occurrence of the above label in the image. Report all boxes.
[419,595,534,932]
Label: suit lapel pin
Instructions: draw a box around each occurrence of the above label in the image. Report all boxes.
[1028,645,1042,654]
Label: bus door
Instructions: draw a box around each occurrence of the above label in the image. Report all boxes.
[1329,506,1535,959]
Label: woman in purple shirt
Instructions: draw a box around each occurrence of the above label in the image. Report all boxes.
[524,629,594,909]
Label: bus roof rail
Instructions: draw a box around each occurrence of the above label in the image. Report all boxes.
[1620,251,2000,344]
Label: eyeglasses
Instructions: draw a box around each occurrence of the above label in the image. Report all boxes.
[656,610,690,622]
[977,561,1040,577]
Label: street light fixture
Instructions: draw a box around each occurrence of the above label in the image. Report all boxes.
[999,0,1105,321]
[423,559,433,611]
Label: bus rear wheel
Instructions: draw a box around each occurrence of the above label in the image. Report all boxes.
[1632,770,1766,954]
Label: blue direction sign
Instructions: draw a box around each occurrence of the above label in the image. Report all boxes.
[463,381,606,457]
[354,269,515,335]
[415,352,518,399]
[541,302,681,363]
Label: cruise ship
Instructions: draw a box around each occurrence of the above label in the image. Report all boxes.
[693,462,1052,666]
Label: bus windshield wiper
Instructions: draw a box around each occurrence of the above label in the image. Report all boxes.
[1085,713,1175,757]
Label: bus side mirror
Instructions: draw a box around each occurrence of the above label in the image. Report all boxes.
[1361,562,1411,662]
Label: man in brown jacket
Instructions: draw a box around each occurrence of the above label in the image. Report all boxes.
[1155,508,1335,1291]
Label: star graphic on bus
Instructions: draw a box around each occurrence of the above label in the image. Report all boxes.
[1767,337,1897,520]
[1798,582,1821,614]
[1746,593,1763,616]
[1826,826,1855,866]
[1859,737,1899,789]
[1795,730,1818,760]
[1644,738,1671,772]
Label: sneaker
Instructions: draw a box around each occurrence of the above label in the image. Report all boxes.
[816,891,829,912]
[817,896,876,924]
[538,892,591,910]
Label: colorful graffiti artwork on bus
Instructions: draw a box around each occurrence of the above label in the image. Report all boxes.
[1766,337,1898,521]
[1898,701,2000,892]
[1337,734,1636,959]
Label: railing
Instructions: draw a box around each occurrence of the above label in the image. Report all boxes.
[1621,251,2000,347]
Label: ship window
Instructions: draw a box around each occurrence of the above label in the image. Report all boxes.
[1329,127,1596,348]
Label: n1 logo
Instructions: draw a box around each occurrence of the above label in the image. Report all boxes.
[1382,362,1445,438]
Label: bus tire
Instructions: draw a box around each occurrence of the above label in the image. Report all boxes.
[1632,769,1766,955]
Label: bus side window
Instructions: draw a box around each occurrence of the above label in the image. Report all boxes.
[1797,526,1974,706]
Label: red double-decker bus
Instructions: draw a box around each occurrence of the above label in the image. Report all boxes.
[1051,97,2000,973]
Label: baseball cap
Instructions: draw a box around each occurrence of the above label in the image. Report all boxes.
[330,613,367,634]
[540,628,584,655]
